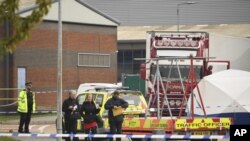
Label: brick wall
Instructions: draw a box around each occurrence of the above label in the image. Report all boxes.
[0,23,6,107]
[0,62,4,90]
[0,24,5,89]
[0,64,5,106]
[35,92,69,110]
[12,21,117,110]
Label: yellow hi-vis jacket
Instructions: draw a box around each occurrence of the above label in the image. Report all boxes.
[17,90,36,113]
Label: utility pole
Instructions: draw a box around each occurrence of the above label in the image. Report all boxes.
[57,0,63,141]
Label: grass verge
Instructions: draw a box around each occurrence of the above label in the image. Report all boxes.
[0,137,20,141]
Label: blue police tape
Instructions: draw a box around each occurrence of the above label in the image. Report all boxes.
[0,133,230,139]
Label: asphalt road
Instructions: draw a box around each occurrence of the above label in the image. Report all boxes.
[0,124,56,133]
[0,115,229,141]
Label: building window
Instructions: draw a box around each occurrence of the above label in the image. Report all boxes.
[118,49,145,81]
[78,53,110,67]
[17,67,26,89]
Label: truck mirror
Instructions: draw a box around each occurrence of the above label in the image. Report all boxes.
[140,63,146,80]
[150,47,157,58]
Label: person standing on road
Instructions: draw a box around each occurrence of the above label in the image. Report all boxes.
[81,94,100,141]
[105,91,128,141]
[62,90,80,141]
[17,81,36,133]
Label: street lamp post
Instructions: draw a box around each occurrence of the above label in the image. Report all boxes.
[57,0,62,141]
[177,1,197,32]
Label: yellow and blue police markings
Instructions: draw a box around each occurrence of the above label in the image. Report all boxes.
[175,118,231,131]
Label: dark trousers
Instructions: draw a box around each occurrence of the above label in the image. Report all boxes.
[64,118,79,141]
[85,126,97,141]
[18,111,32,133]
[109,119,123,141]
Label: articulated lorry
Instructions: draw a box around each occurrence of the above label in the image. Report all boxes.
[140,31,230,117]
[132,31,232,139]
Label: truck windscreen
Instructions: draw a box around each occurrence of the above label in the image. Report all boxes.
[150,65,202,81]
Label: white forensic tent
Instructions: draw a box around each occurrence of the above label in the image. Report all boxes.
[187,69,250,124]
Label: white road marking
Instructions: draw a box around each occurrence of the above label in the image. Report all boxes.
[29,125,37,130]
[38,125,50,133]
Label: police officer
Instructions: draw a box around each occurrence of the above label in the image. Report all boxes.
[105,91,128,141]
[62,90,79,141]
[17,82,36,133]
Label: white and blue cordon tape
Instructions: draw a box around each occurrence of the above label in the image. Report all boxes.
[0,133,229,139]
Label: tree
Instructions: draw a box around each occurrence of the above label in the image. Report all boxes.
[0,0,52,57]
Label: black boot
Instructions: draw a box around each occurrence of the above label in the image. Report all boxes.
[25,128,30,133]
[18,127,23,133]
[18,130,23,133]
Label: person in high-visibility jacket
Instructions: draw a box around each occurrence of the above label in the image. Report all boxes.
[17,82,36,133]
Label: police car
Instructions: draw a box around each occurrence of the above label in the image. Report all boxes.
[76,85,148,133]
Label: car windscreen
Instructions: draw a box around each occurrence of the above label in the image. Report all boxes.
[77,93,104,106]
[120,94,141,106]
